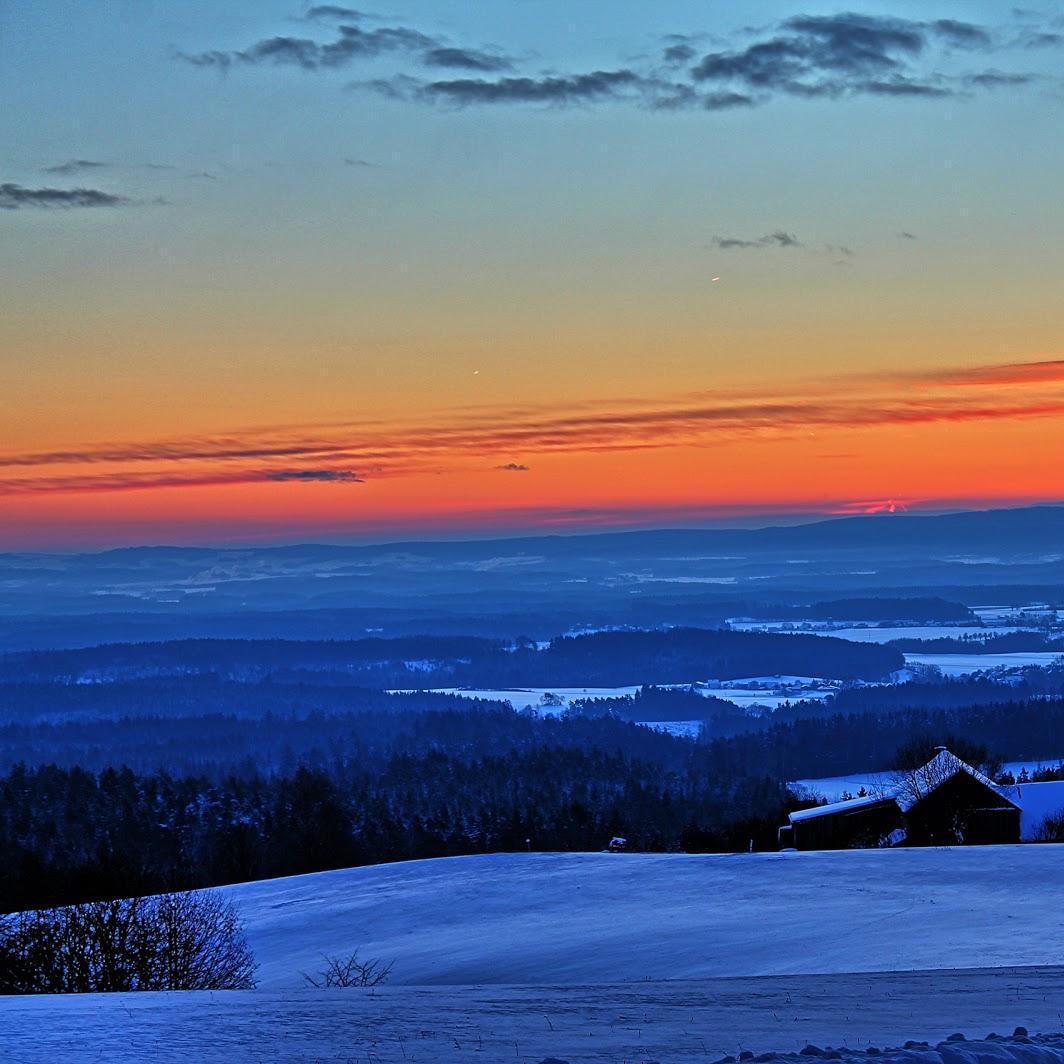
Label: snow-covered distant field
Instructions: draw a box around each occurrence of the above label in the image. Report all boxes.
[731,622,1000,642]
[904,652,1064,676]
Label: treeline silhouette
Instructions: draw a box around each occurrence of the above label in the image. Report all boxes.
[0,627,903,688]
[888,632,1064,653]
[0,677,505,725]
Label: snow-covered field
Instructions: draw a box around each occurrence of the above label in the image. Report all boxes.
[5,969,1064,1064]
[226,848,1064,988]
[6,848,1064,1062]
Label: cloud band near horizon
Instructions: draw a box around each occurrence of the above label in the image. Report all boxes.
[1,357,1062,497]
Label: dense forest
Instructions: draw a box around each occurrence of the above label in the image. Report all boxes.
[0,708,791,911]
[5,690,1064,911]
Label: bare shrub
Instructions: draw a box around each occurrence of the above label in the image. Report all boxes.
[1035,810,1064,842]
[0,890,257,993]
[303,950,394,988]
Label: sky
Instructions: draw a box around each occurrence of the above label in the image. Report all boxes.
[2,1,1064,548]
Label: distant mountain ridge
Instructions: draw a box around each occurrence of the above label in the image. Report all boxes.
[9,502,1064,563]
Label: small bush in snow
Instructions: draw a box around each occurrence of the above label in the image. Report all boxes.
[303,950,394,988]
[1036,810,1064,841]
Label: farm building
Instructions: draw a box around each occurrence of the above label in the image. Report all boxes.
[779,749,1022,850]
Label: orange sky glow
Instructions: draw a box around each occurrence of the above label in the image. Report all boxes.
[3,357,1063,547]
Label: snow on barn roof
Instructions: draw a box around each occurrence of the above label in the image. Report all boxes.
[789,749,1020,824]
[789,793,892,822]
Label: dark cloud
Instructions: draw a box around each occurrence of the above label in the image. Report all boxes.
[663,41,698,64]
[354,74,422,99]
[703,90,758,109]
[43,159,107,175]
[686,13,1029,103]
[931,19,993,48]
[1017,30,1063,47]
[861,76,951,97]
[183,8,1049,112]
[305,5,365,19]
[496,463,529,472]
[714,231,802,249]
[692,13,926,98]
[266,469,363,483]
[964,70,1037,87]
[423,47,513,72]
[0,183,131,210]
[181,24,435,70]
[414,70,643,105]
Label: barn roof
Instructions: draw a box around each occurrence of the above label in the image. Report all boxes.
[893,749,1021,813]
[789,793,892,822]
[789,749,1020,825]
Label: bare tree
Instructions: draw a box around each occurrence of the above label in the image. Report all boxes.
[0,890,256,994]
[303,950,394,988]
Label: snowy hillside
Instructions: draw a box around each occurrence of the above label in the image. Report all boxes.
[228,847,1064,988]
[6,847,1064,1063]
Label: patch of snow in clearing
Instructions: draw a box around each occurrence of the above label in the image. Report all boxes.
[637,719,703,738]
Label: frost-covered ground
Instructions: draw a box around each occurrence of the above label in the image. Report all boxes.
[6,848,1064,1062]
[4,970,1064,1064]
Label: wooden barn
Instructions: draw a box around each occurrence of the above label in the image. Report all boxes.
[779,749,1021,851]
